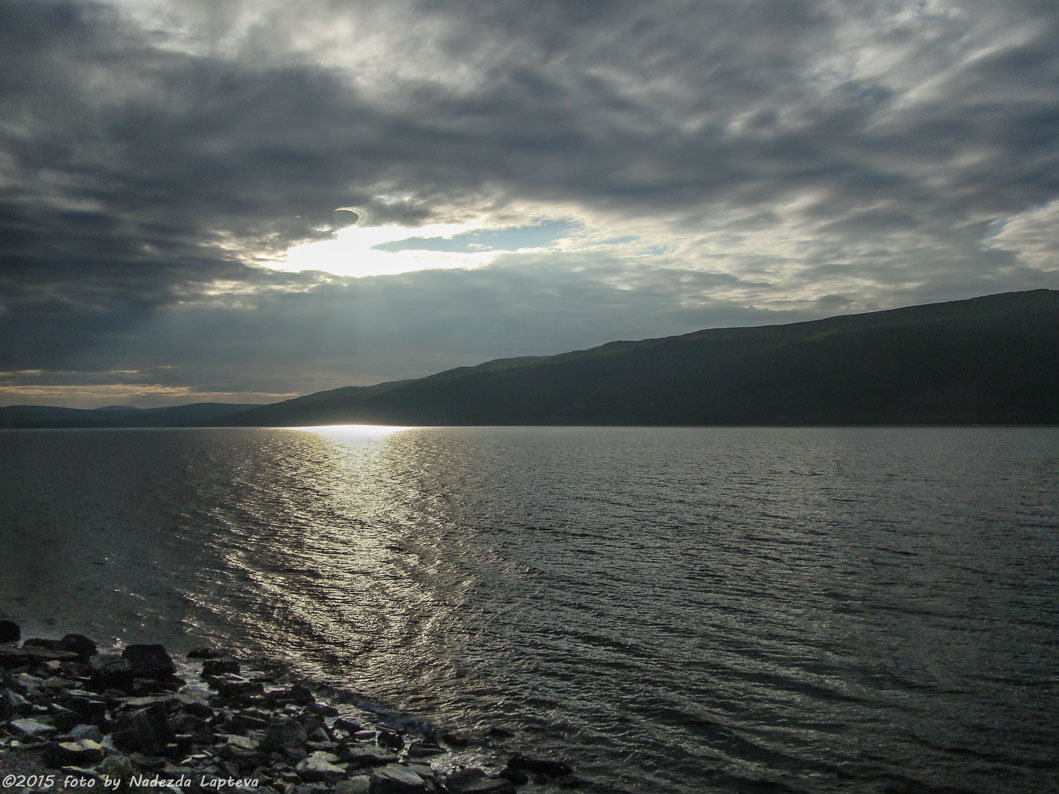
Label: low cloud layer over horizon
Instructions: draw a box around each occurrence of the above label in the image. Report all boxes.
[2,0,1057,408]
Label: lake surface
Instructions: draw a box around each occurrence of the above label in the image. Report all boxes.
[1,426,1057,792]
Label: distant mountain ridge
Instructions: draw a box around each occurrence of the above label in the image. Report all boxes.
[0,402,263,429]
[3,290,1057,428]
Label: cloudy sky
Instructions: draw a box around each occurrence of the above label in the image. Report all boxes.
[2,0,1057,408]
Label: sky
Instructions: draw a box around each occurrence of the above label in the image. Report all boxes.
[1,0,1057,408]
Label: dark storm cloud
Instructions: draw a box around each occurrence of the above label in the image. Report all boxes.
[1,0,1057,404]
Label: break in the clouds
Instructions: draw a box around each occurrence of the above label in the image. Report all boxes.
[1,0,1057,407]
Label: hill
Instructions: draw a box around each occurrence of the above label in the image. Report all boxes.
[222,289,1059,427]
[3,290,1055,428]
[0,402,263,429]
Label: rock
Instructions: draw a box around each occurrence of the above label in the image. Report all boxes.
[307,702,339,718]
[10,717,58,737]
[42,675,78,690]
[122,644,176,679]
[1,687,33,718]
[44,739,105,767]
[0,619,20,643]
[175,693,215,720]
[127,751,167,769]
[506,753,573,777]
[12,672,42,694]
[334,717,362,733]
[211,675,265,700]
[276,683,315,705]
[218,712,250,735]
[335,777,372,794]
[377,729,403,751]
[202,657,241,676]
[111,702,174,755]
[295,750,346,782]
[370,763,429,793]
[90,655,135,691]
[58,689,107,726]
[445,770,517,794]
[0,647,32,668]
[187,647,225,659]
[67,724,104,742]
[234,707,271,728]
[60,634,97,662]
[495,767,528,786]
[405,740,444,760]
[342,746,398,768]
[260,718,309,753]
[22,644,80,664]
[47,703,84,731]
[438,730,468,748]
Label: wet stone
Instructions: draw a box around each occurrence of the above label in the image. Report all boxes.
[295,750,346,782]
[1,687,33,717]
[211,675,265,699]
[370,763,429,793]
[0,647,32,668]
[342,745,399,769]
[22,645,80,664]
[111,702,174,755]
[187,647,226,659]
[44,738,105,767]
[506,753,574,777]
[60,633,97,662]
[122,644,176,679]
[11,717,58,737]
[67,724,104,742]
[202,657,241,677]
[377,729,403,751]
[176,693,215,720]
[334,776,371,794]
[0,619,20,643]
[306,701,338,717]
[13,672,43,694]
[90,655,135,691]
[47,703,85,731]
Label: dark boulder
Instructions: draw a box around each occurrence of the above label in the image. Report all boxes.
[210,675,265,700]
[90,655,135,691]
[122,644,176,679]
[445,769,518,794]
[111,702,174,755]
[506,753,574,777]
[0,620,20,643]
[496,766,528,786]
[60,634,97,662]
[370,763,430,793]
[201,657,241,677]
[44,739,105,767]
[0,687,33,718]
[377,729,403,751]
[186,647,225,659]
[47,703,84,731]
[57,689,107,727]
[259,717,308,753]
[21,644,80,664]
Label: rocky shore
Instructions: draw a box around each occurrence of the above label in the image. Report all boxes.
[0,621,576,793]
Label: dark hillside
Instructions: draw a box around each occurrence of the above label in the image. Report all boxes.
[224,289,1059,427]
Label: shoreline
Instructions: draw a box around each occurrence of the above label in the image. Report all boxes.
[0,621,577,793]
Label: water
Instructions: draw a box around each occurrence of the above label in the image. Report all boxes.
[1,426,1057,792]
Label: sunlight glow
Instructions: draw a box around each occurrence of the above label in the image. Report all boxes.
[276,221,499,277]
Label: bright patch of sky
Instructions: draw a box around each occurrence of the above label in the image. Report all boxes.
[274,218,582,277]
